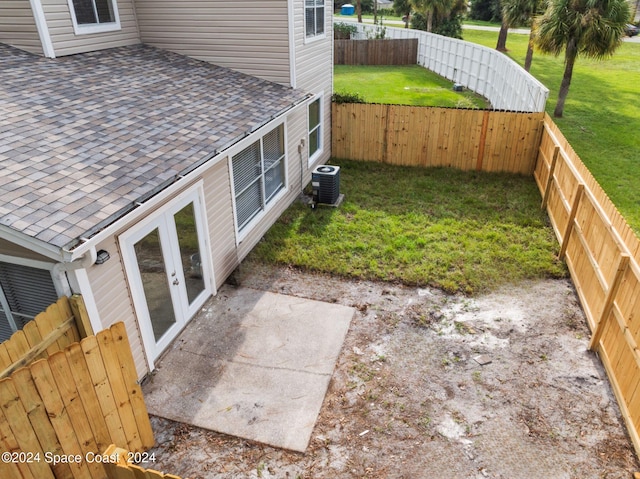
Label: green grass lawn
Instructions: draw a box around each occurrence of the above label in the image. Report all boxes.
[334,12,404,23]
[462,30,640,234]
[248,160,566,294]
[334,65,490,108]
[462,19,502,28]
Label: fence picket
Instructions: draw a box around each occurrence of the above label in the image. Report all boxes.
[30,359,93,479]
[49,351,105,479]
[0,393,29,479]
[97,328,143,452]
[0,377,54,479]
[111,322,155,449]
[65,342,112,454]
[5,331,30,363]
[11,367,73,479]
[81,335,129,448]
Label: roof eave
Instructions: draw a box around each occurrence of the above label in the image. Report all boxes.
[65,95,312,262]
[0,224,68,262]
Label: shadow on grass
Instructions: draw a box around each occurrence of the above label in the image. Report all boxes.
[249,160,567,295]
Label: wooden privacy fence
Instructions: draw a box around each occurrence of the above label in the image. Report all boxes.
[332,103,544,174]
[0,296,93,379]
[334,39,418,65]
[0,321,154,479]
[535,114,640,456]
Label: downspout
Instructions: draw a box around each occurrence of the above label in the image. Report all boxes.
[288,0,297,88]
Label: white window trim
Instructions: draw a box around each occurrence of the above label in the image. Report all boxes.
[67,0,122,35]
[307,93,324,166]
[228,119,289,244]
[30,0,56,58]
[304,32,327,45]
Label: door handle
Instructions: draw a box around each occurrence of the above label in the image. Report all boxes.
[173,278,179,286]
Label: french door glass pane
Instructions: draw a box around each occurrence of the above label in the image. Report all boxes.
[174,203,205,305]
[134,228,176,341]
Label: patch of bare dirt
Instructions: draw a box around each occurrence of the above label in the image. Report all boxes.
[140,264,639,478]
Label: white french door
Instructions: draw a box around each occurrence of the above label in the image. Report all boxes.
[120,186,213,369]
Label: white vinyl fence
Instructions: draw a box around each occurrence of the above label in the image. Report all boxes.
[350,24,549,112]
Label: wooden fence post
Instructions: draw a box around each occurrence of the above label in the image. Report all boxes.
[475,110,490,171]
[558,183,585,261]
[589,254,630,351]
[69,294,94,338]
[541,146,560,210]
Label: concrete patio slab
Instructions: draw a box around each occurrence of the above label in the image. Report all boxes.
[142,286,355,452]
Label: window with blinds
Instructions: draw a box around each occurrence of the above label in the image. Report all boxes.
[232,124,285,232]
[0,262,59,342]
[305,0,325,38]
[308,97,322,160]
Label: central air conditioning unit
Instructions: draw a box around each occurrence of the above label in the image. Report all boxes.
[312,165,341,205]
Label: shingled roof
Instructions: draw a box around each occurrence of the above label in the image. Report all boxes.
[0,43,309,251]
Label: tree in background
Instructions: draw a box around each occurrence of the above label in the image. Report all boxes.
[535,0,629,117]
[523,0,546,71]
[413,0,454,31]
[496,0,539,51]
[394,0,414,27]
[411,0,467,37]
[469,0,502,21]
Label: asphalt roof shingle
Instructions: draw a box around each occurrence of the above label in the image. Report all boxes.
[0,43,309,250]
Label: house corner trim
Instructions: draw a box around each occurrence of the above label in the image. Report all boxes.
[29,0,55,58]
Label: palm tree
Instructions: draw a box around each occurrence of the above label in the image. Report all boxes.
[535,0,629,117]
[496,0,539,51]
[413,0,453,32]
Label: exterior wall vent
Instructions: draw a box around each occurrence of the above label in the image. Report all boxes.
[312,165,341,205]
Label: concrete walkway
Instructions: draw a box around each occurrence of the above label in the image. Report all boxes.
[142,286,354,452]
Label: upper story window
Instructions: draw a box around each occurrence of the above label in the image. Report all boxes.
[68,0,121,35]
[305,0,325,39]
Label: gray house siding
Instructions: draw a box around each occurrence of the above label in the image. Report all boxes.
[293,0,332,168]
[202,160,239,288]
[41,0,140,56]
[134,0,290,85]
[83,104,312,378]
[87,235,149,379]
[0,0,42,55]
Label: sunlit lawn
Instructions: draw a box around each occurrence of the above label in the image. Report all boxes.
[462,29,640,234]
[248,160,566,295]
[334,65,489,108]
